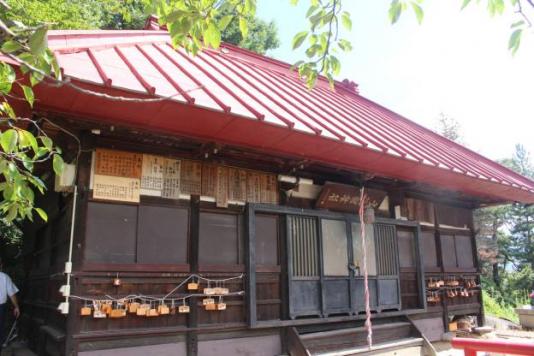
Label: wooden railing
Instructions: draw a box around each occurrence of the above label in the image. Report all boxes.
[452,337,534,356]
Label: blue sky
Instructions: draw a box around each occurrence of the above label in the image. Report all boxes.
[256,0,534,161]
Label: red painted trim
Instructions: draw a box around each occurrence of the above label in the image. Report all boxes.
[86,49,112,87]
[135,44,194,104]
[114,46,156,95]
[452,338,534,355]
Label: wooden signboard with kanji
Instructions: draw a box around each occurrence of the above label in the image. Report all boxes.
[95,149,142,178]
[180,160,202,195]
[215,166,229,207]
[316,183,386,213]
[316,183,359,212]
[260,174,278,204]
[93,175,140,203]
[162,158,181,199]
[228,168,247,202]
[201,163,218,197]
[246,171,262,203]
[140,154,165,196]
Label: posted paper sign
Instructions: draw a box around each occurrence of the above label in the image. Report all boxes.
[93,175,140,203]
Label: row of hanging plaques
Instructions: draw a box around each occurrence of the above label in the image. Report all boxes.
[90,148,278,207]
[80,296,229,318]
[79,276,239,319]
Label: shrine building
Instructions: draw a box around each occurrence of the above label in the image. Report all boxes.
[6,17,534,356]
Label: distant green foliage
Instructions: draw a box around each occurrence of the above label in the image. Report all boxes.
[6,0,147,30]
[483,290,519,323]
[7,0,104,29]
[217,9,280,54]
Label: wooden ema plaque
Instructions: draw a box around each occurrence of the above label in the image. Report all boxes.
[215,166,229,208]
[228,168,247,202]
[140,154,164,196]
[162,158,181,199]
[246,171,262,203]
[180,160,202,195]
[95,149,142,178]
[93,175,140,203]
[201,163,217,197]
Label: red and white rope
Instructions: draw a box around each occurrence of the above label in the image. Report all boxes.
[359,187,373,348]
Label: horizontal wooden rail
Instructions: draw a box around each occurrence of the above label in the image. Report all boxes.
[452,337,534,356]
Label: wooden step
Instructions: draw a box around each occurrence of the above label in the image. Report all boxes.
[314,337,424,356]
[302,322,414,354]
[300,322,411,340]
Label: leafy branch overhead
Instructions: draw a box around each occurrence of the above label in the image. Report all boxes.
[1,1,64,222]
[389,0,533,56]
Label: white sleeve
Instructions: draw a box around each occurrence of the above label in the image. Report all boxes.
[6,275,18,297]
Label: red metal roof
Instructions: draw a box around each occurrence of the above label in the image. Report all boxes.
[20,29,534,203]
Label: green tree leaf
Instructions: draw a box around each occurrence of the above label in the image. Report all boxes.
[40,136,53,151]
[292,31,308,49]
[341,11,352,31]
[239,17,249,38]
[461,0,472,10]
[411,2,424,24]
[0,63,16,94]
[34,207,48,222]
[6,205,18,222]
[508,28,522,55]
[1,40,23,53]
[28,27,48,56]
[218,15,233,30]
[20,85,35,107]
[53,153,64,175]
[18,130,38,153]
[204,22,221,48]
[389,0,402,24]
[1,129,18,154]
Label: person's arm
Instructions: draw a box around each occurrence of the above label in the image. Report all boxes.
[9,294,20,318]
[5,275,20,318]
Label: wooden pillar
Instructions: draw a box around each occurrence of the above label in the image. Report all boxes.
[433,204,449,332]
[245,204,257,327]
[414,224,427,309]
[187,195,200,356]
